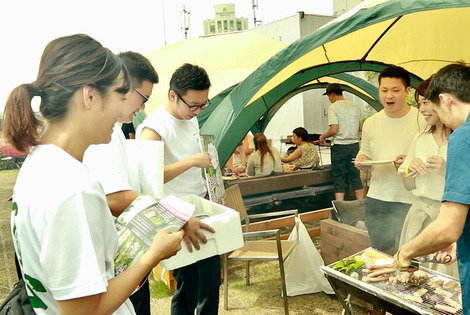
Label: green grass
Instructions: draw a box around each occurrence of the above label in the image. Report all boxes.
[0,169,19,301]
[0,151,20,170]
[149,276,172,298]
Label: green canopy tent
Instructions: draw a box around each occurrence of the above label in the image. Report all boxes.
[253,73,383,135]
[197,72,381,129]
[200,0,470,165]
[141,31,286,116]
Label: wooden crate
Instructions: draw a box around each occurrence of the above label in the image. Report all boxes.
[153,264,177,293]
[320,218,371,265]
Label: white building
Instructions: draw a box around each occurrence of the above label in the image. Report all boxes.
[203,4,248,35]
[333,0,365,16]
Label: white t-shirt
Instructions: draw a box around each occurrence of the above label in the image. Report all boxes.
[328,99,362,145]
[136,106,206,198]
[11,145,135,314]
[398,132,447,201]
[357,107,427,203]
[84,124,141,195]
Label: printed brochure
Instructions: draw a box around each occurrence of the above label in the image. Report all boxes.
[114,194,194,276]
[199,134,226,204]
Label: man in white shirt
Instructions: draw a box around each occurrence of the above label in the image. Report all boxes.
[137,63,219,315]
[355,66,426,254]
[84,54,213,314]
[320,83,364,201]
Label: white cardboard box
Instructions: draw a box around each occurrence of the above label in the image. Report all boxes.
[160,195,244,270]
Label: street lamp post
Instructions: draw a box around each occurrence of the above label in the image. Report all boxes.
[182,5,191,39]
[252,0,261,27]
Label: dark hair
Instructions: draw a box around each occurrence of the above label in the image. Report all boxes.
[415,77,435,134]
[293,127,309,141]
[2,34,130,152]
[427,63,470,105]
[253,132,275,171]
[379,65,411,88]
[414,77,432,104]
[118,51,158,88]
[169,63,211,96]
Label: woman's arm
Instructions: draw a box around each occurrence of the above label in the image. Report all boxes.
[281,147,302,163]
[57,229,184,315]
[402,173,416,191]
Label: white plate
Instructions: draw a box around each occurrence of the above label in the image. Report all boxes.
[357,160,394,166]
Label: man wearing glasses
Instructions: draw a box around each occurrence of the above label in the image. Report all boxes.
[84,56,214,314]
[137,63,220,315]
[83,51,156,314]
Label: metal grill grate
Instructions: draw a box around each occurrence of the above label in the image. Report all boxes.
[322,248,462,315]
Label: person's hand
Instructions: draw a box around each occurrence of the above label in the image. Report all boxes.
[319,135,326,144]
[192,152,213,169]
[394,155,406,170]
[354,154,371,171]
[236,166,246,174]
[407,157,427,176]
[436,242,457,266]
[426,155,446,176]
[144,229,184,265]
[393,248,413,272]
[182,216,216,252]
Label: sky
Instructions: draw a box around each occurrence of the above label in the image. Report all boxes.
[0,0,333,113]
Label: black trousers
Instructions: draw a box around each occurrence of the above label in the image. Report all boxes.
[171,255,221,315]
[331,143,363,193]
[129,276,151,315]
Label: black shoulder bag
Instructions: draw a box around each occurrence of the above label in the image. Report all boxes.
[0,279,34,315]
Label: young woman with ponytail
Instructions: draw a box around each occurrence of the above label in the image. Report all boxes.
[3,34,183,314]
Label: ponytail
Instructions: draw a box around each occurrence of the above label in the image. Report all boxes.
[2,33,130,154]
[2,83,41,153]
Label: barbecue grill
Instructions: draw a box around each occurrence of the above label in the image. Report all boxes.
[320,248,462,315]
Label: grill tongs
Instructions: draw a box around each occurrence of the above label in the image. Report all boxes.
[410,254,452,270]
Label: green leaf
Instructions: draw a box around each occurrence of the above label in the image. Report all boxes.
[12,201,18,216]
[24,274,47,292]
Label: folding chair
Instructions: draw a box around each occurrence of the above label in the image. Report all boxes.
[223,184,298,314]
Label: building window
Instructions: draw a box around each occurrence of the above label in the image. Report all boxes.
[217,20,222,32]
[210,22,215,34]
[230,20,234,31]
[236,20,242,31]
[223,20,228,32]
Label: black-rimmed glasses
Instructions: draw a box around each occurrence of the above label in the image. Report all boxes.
[175,91,210,112]
[134,89,149,105]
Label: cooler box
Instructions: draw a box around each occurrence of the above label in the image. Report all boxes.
[160,195,244,270]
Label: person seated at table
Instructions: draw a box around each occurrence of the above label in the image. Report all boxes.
[246,132,282,176]
[281,127,319,170]
[225,140,246,174]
